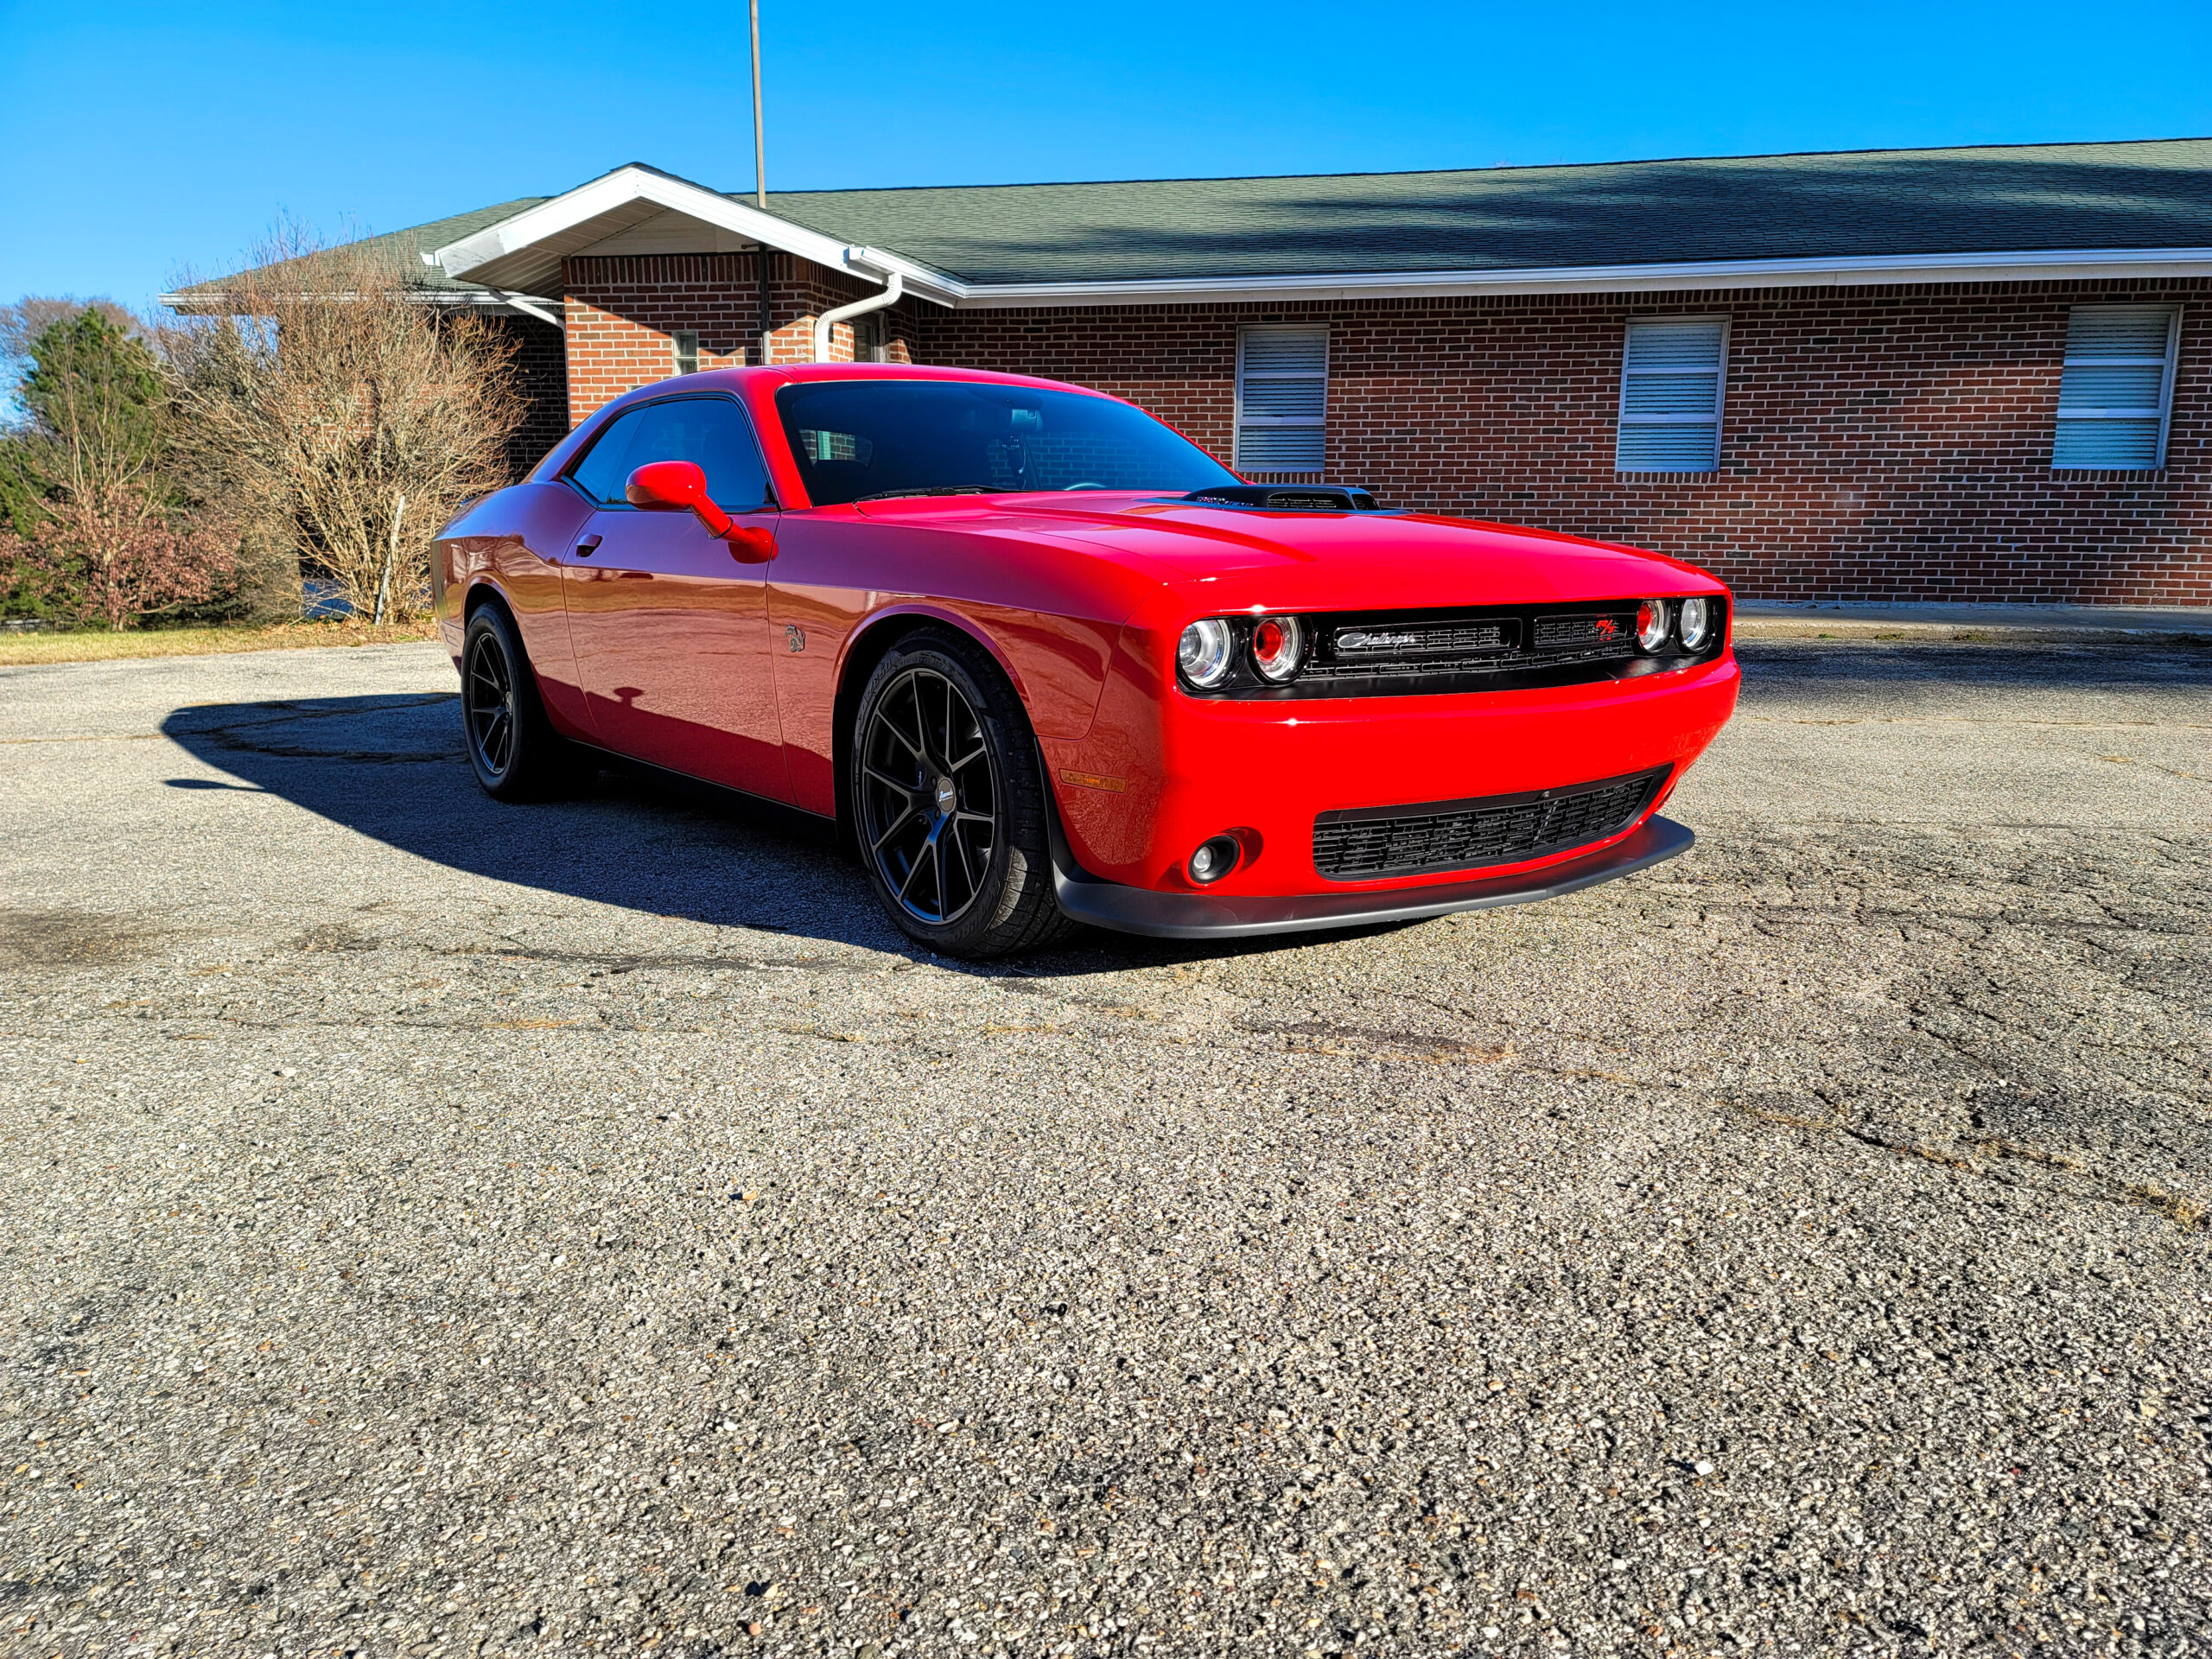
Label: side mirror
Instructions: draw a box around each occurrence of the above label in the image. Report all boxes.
[626,461,735,537]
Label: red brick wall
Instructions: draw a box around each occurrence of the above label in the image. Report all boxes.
[551,257,2209,606]
[563,253,908,424]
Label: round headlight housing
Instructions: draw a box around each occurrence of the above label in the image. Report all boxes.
[1678,596,1715,651]
[1249,614,1305,683]
[1177,619,1235,689]
[1636,599,1671,652]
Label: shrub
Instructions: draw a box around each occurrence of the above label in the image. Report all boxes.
[0,486,237,630]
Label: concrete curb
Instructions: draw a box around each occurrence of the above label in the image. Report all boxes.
[1733,606,2212,649]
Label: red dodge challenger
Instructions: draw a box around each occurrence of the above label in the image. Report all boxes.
[435,365,1738,957]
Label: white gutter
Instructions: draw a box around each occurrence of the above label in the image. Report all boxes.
[812,251,903,362]
[157,286,569,320]
[942,245,2212,308]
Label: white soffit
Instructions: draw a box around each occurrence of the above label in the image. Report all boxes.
[432,166,963,305]
[575,209,762,259]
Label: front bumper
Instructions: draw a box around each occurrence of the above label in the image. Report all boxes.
[1046,810,1694,939]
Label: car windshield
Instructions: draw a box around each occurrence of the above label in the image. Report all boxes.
[775,379,1238,506]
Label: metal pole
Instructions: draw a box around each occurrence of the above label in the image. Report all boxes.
[750,0,766,211]
[751,0,770,364]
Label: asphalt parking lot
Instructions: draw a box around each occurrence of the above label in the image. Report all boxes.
[3,637,2208,1659]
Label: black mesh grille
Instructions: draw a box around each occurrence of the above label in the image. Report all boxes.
[1312,767,1669,880]
[1534,613,1637,651]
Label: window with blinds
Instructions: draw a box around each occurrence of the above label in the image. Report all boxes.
[1615,317,1728,473]
[2052,306,2180,470]
[1235,327,1328,474]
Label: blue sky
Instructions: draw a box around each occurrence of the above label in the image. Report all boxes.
[4,0,2209,312]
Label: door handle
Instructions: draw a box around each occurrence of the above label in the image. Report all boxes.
[574,534,602,558]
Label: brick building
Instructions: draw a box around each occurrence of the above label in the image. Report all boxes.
[244,139,2212,604]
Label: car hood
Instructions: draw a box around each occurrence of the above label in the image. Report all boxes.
[850,493,1725,609]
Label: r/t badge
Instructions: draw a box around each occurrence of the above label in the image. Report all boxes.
[785,625,806,653]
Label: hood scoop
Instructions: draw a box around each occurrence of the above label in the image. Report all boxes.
[1181,484,1383,513]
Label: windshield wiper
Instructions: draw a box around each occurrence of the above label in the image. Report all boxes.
[854,486,994,502]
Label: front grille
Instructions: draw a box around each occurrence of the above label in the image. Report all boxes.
[1196,599,1726,698]
[1312,766,1669,880]
[1534,613,1637,652]
[1325,618,1515,662]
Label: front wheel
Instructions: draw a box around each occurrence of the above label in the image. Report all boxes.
[852,632,1076,958]
[461,604,582,800]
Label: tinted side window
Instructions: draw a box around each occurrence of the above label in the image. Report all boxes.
[568,397,772,509]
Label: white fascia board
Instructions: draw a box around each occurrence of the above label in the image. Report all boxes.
[944,246,2212,308]
[431,167,962,306]
[158,287,559,315]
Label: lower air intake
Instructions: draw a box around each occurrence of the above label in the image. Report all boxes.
[1312,767,1669,880]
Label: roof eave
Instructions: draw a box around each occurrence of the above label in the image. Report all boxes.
[943,246,2212,308]
[158,286,556,316]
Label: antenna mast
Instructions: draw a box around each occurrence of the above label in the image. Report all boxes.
[750,0,767,209]
[751,0,771,364]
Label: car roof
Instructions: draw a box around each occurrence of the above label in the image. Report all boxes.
[532,363,1133,486]
[598,363,1116,410]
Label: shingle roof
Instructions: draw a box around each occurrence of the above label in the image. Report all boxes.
[175,137,2212,306]
[748,137,2212,285]
[166,199,549,305]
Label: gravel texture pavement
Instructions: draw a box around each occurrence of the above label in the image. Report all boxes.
[2,639,2208,1659]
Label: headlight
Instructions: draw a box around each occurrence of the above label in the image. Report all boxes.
[1177,619,1235,689]
[1249,614,1305,683]
[1636,599,1670,652]
[1679,596,1715,651]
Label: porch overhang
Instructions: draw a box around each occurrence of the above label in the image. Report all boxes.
[429,163,963,306]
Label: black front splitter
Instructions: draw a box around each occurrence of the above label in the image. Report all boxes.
[1046,815,1694,941]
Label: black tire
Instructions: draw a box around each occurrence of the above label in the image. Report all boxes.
[851,631,1077,958]
[461,603,584,801]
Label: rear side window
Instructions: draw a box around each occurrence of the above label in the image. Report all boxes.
[569,397,772,509]
[773,379,1236,505]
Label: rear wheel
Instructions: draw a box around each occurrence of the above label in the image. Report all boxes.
[852,632,1076,958]
[461,604,582,800]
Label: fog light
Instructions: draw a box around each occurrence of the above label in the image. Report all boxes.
[1178,619,1235,689]
[1679,596,1715,651]
[1188,835,1241,885]
[1636,599,1670,652]
[1249,614,1305,683]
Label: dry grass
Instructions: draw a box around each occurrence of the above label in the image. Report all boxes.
[0,619,439,666]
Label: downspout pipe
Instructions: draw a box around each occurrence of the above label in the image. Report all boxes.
[487,289,565,332]
[812,265,903,363]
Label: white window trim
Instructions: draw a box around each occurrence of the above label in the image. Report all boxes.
[2053,305,2182,471]
[1616,314,1730,475]
[1235,325,1329,475]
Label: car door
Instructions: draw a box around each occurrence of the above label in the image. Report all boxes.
[561,395,790,802]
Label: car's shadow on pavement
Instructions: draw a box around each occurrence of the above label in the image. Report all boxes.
[160,693,1395,977]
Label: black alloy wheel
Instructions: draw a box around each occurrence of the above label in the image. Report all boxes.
[851,632,1075,957]
[465,625,518,779]
[461,604,583,801]
[860,665,998,925]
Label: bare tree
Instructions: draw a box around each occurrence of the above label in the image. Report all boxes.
[168,230,524,621]
[0,302,243,626]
